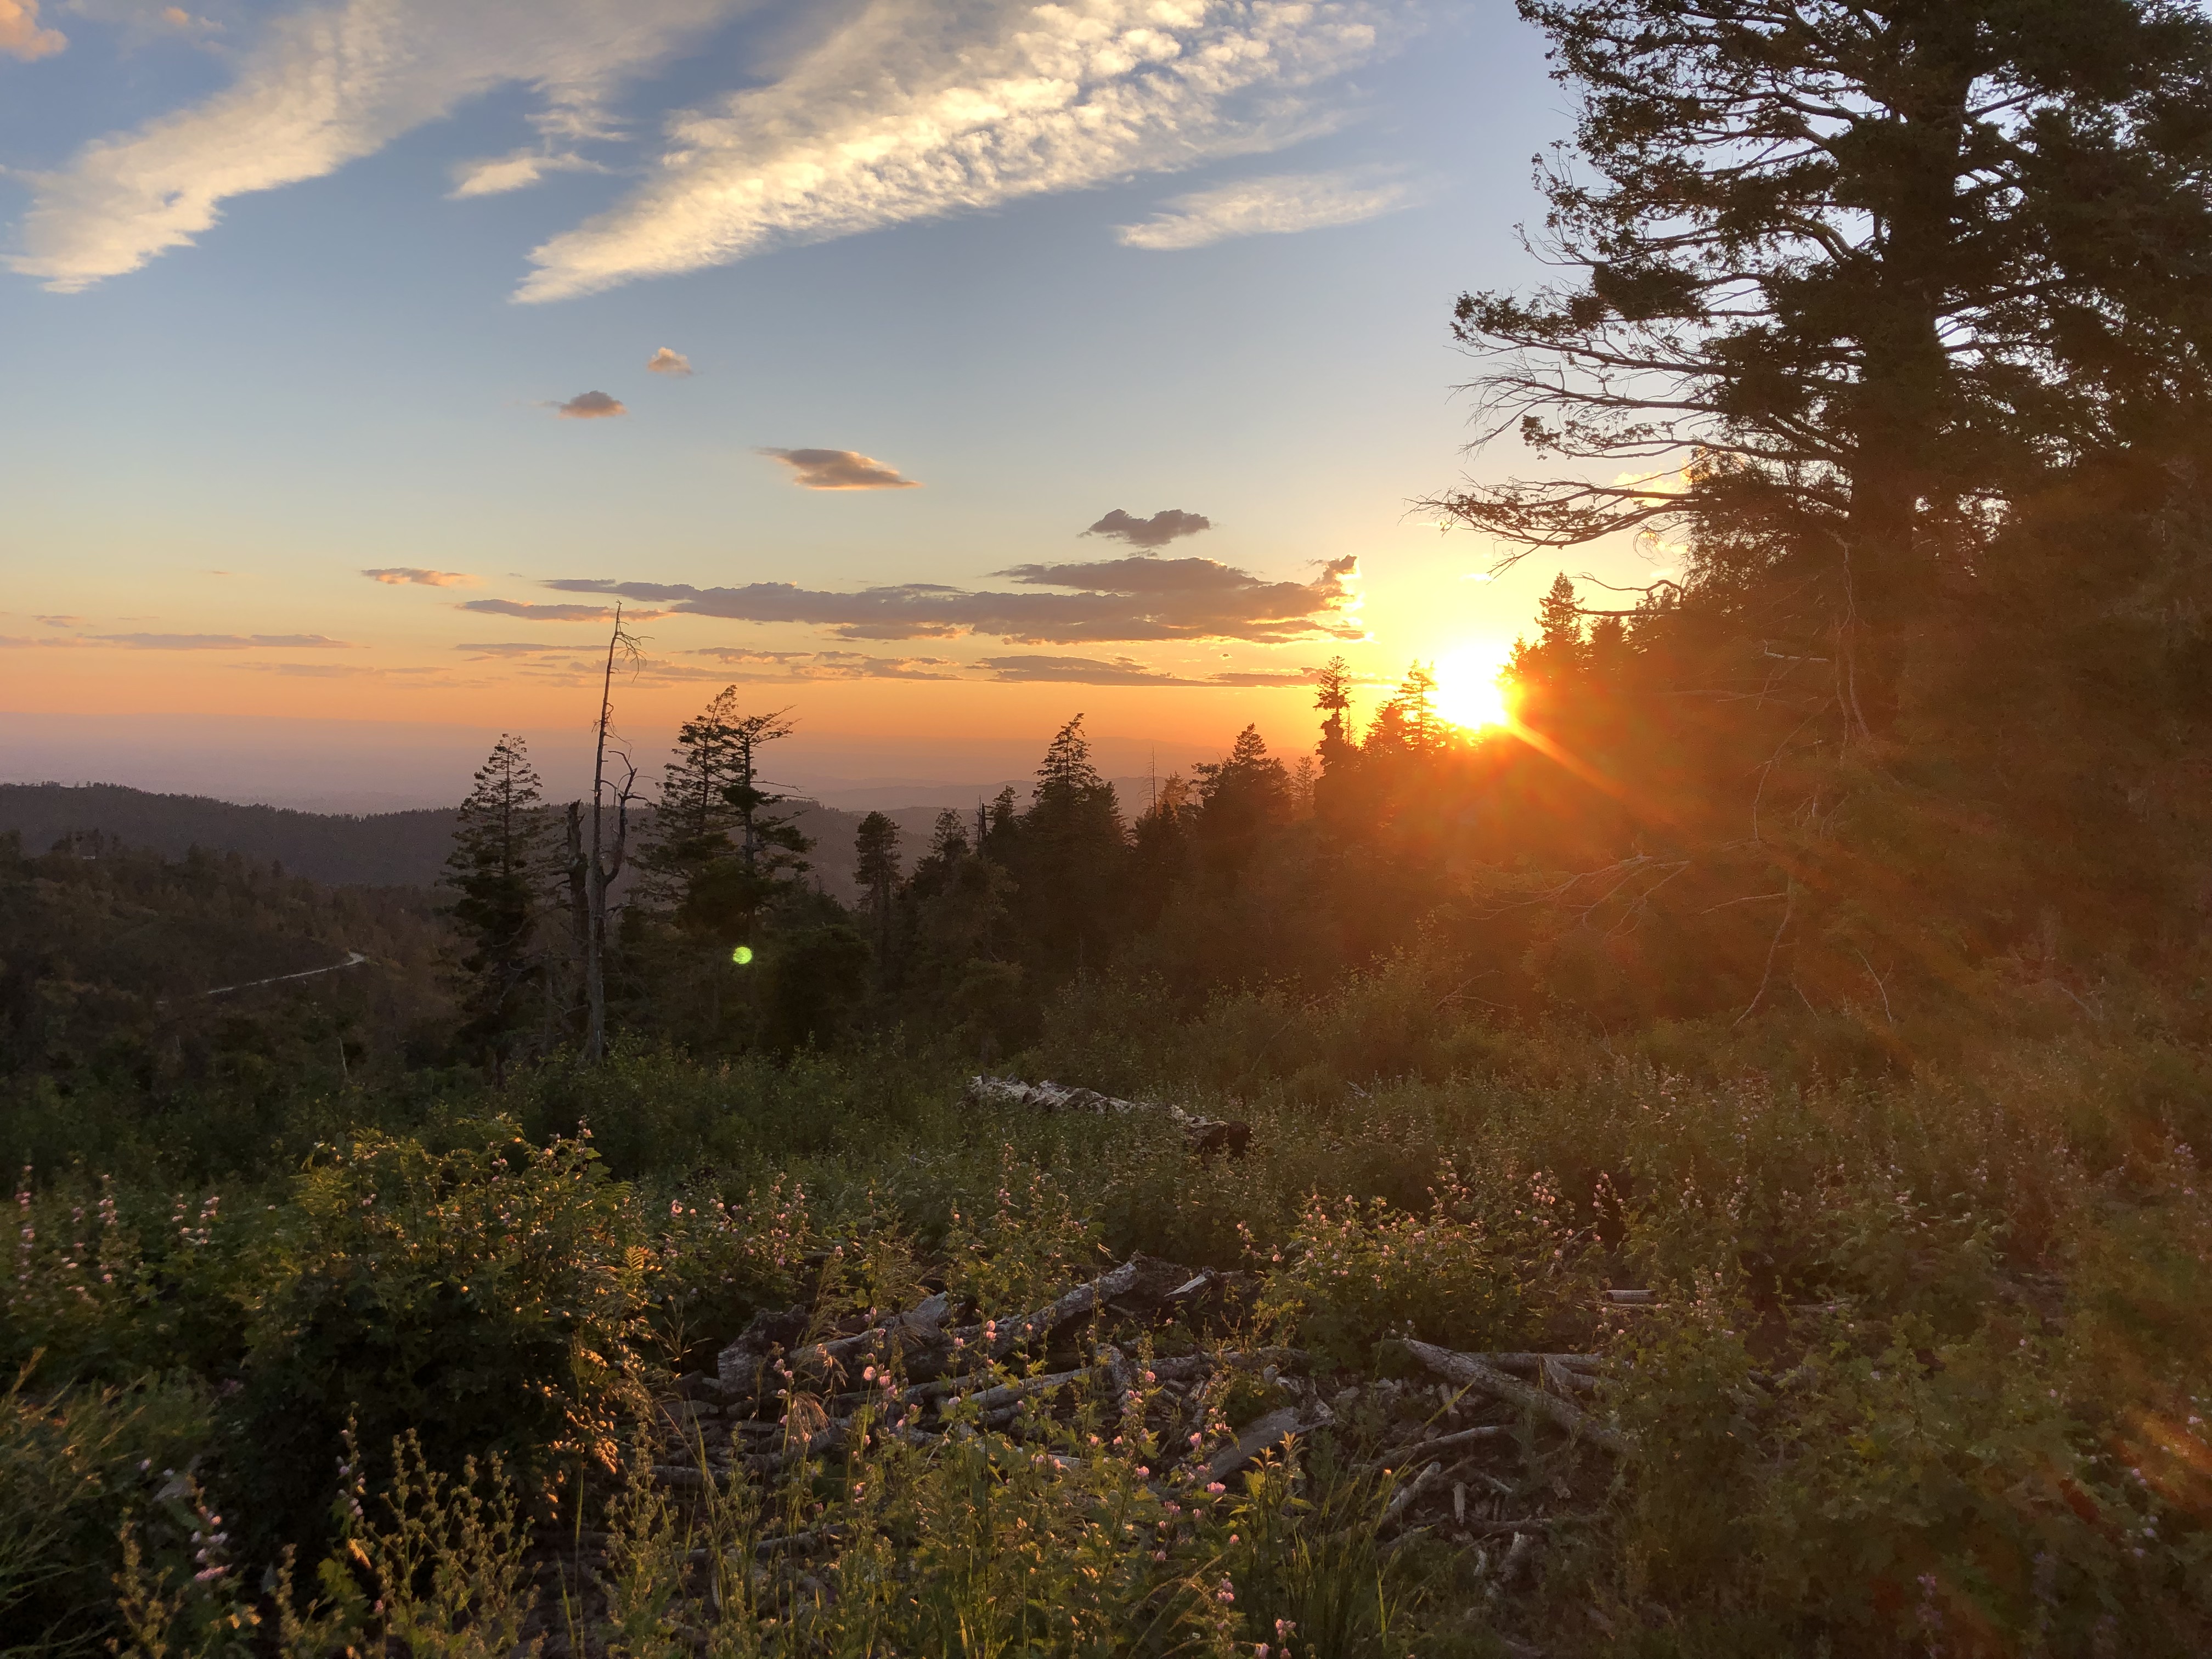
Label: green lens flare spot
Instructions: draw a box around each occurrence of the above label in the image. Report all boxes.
[731,945,754,966]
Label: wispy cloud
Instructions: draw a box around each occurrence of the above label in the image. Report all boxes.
[517,0,1396,302]
[543,552,1361,644]
[449,149,606,200]
[1115,164,1423,250]
[95,633,358,650]
[458,598,665,622]
[14,0,1404,297]
[1085,507,1211,548]
[687,647,958,680]
[647,346,693,376]
[365,567,475,586]
[454,640,574,657]
[760,447,921,490]
[556,391,626,419]
[981,653,1202,685]
[234,661,415,678]
[8,0,751,291]
[979,654,1316,686]
[0,0,66,62]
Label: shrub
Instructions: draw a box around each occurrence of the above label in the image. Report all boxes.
[219,1121,652,1555]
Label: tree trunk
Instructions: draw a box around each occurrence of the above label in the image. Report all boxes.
[1841,17,1978,737]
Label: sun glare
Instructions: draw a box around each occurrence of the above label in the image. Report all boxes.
[1434,649,1516,731]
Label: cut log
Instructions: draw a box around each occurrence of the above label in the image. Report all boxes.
[1402,1339,1633,1455]
[966,1076,1251,1157]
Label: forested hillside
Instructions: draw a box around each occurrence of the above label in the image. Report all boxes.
[0,782,930,900]
[7,4,2212,1657]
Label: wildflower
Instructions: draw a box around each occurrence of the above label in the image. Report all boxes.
[1206,1481,1226,1494]
[1215,1578,1235,1604]
[863,1365,877,1382]
[1153,1549,1167,1562]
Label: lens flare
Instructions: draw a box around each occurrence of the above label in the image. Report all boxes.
[1434,647,1515,730]
[731,945,754,966]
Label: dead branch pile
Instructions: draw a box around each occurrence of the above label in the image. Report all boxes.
[533,1256,1624,1622]
[518,1251,1653,1651]
[964,1075,1254,1156]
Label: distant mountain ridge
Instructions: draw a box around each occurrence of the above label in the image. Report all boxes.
[0,784,457,888]
[0,782,952,900]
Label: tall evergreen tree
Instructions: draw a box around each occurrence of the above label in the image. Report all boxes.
[1017,715,1127,969]
[1365,664,1449,757]
[443,735,554,1081]
[1192,726,1292,883]
[1431,0,2212,731]
[853,810,902,968]
[637,686,748,905]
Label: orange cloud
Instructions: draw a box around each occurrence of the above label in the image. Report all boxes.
[0,0,65,61]
[557,390,625,418]
[759,448,920,490]
[647,347,692,376]
[364,567,475,586]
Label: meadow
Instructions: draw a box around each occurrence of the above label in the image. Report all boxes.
[8,955,2210,1657]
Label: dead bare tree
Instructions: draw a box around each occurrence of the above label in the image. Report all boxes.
[566,606,645,1063]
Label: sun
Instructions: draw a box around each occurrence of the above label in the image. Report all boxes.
[1433,648,1516,731]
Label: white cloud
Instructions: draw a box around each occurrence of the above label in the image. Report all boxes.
[11,0,1406,299]
[449,148,606,199]
[646,346,693,376]
[1115,163,1421,250]
[8,0,752,291]
[516,0,1397,302]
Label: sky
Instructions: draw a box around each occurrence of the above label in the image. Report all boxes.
[0,0,1670,809]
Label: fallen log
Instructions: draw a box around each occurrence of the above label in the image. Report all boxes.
[1401,1340,1633,1456]
[1398,1423,1515,1463]
[1381,1460,1445,1527]
[1203,1401,1332,1483]
[966,1076,1252,1157]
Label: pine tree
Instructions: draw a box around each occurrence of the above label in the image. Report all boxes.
[907,809,972,899]
[1192,726,1292,884]
[1536,574,1585,672]
[853,811,902,968]
[443,735,555,1081]
[1312,656,1358,769]
[1365,664,1449,757]
[1430,0,2212,731]
[1018,715,1128,969]
[637,686,748,905]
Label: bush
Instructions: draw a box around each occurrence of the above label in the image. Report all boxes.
[219,1121,652,1555]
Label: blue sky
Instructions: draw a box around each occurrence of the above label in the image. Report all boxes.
[0,0,1663,805]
